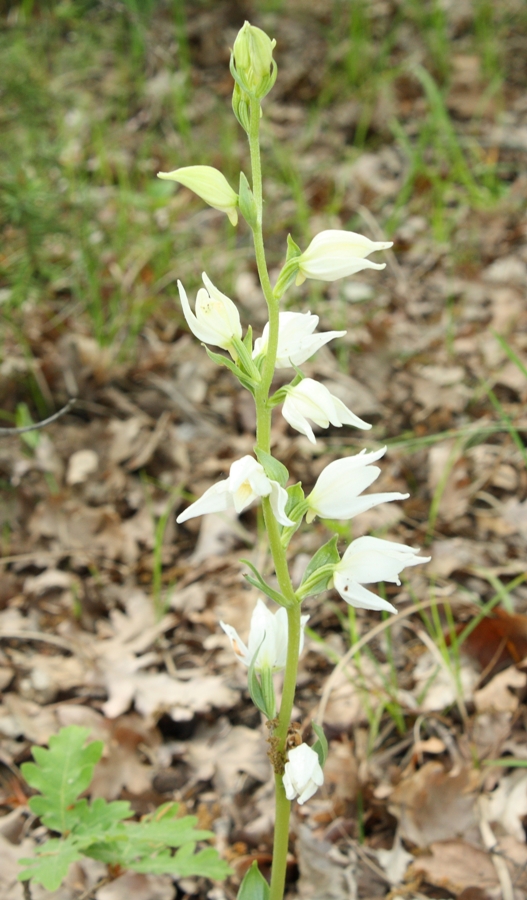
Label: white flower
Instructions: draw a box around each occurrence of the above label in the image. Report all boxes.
[296,230,393,284]
[157,166,238,225]
[177,273,242,353]
[283,743,324,805]
[220,598,309,672]
[306,447,409,523]
[176,455,294,526]
[333,536,431,614]
[282,378,371,444]
[253,311,346,369]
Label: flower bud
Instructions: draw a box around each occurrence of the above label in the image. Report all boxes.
[231,21,277,100]
[283,743,324,805]
[157,166,238,226]
[296,230,393,284]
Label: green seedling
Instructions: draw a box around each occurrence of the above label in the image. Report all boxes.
[19,725,231,892]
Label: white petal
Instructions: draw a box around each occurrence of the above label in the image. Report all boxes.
[201,273,242,339]
[178,280,224,346]
[282,394,317,443]
[339,536,430,585]
[220,620,250,663]
[333,577,398,614]
[329,395,371,430]
[246,599,280,669]
[176,480,231,523]
[298,230,392,283]
[269,480,295,526]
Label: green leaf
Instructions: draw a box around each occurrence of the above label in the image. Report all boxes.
[280,483,307,549]
[237,860,270,900]
[243,324,253,353]
[286,233,302,261]
[204,346,257,392]
[18,837,83,891]
[72,797,133,834]
[254,449,289,487]
[240,558,286,607]
[247,635,274,718]
[22,726,103,833]
[130,843,232,880]
[297,535,340,598]
[311,723,329,767]
[238,171,258,229]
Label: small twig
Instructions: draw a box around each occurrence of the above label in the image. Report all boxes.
[0,398,77,436]
[22,881,33,900]
[77,875,113,900]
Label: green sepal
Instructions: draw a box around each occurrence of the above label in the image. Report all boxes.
[280,483,307,549]
[297,535,340,599]
[239,171,258,229]
[237,860,270,900]
[286,233,302,261]
[254,448,289,487]
[311,722,329,768]
[204,346,257,393]
[240,558,287,607]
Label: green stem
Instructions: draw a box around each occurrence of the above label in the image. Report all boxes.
[247,97,302,900]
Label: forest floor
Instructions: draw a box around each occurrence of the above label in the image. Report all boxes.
[1,1,527,898]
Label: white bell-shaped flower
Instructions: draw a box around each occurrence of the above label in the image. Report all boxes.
[158,166,238,225]
[253,311,346,369]
[333,536,431,614]
[282,378,371,444]
[176,455,293,526]
[306,447,409,522]
[296,229,393,284]
[177,273,242,353]
[283,743,324,805]
[220,598,309,673]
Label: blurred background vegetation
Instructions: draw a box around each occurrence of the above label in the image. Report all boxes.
[0,0,526,412]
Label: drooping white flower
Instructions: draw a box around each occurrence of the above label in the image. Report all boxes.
[306,447,409,523]
[283,743,324,805]
[177,273,242,353]
[281,378,371,444]
[296,230,393,284]
[176,455,293,526]
[157,166,238,225]
[333,536,431,614]
[220,598,309,672]
[253,311,346,369]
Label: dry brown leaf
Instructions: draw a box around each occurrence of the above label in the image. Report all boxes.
[97,872,175,900]
[409,840,499,893]
[187,721,270,795]
[388,762,480,847]
[474,666,527,714]
[66,449,99,485]
[295,825,358,900]
[482,770,527,842]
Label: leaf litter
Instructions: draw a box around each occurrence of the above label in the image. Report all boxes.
[1,1,527,898]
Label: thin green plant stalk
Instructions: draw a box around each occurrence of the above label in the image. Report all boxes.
[247,94,301,900]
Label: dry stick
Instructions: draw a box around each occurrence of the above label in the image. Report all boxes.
[22,882,32,900]
[0,397,77,436]
[77,875,114,900]
[315,596,469,727]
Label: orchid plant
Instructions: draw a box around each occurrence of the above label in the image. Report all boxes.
[161,22,429,900]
